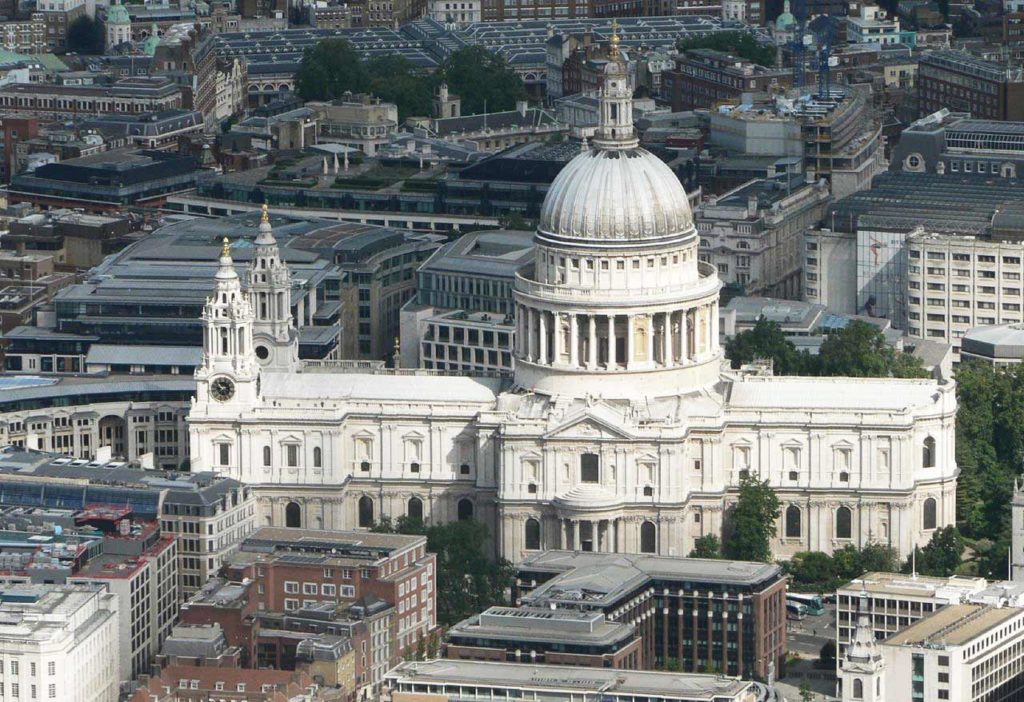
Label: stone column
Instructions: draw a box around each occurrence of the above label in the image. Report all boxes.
[527,307,537,362]
[615,518,624,552]
[711,301,719,351]
[588,315,597,369]
[552,311,562,364]
[571,519,580,551]
[679,309,687,363]
[607,315,617,369]
[626,314,635,369]
[645,315,654,365]
[539,310,548,365]
[662,312,672,366]
[569,314,579,367]
[559,518,567,550]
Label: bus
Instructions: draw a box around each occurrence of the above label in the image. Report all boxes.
[787,593,826,616]
[786,602,807,620]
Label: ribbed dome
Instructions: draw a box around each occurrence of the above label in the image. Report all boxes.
[538,147,694,245]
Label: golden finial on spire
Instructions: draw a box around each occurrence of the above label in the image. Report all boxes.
[221,236,231,257]
[609,19,620,59]
[260,202,269,224]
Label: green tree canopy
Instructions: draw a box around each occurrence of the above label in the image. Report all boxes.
[295,39,369,101]
[788,551,839,590]
[439,46,527,115]
[365,55,436,120]
[724,318,807,374]
[906,526,965,578]
[816,321,929,378]
[723,474,780,563]
[372,517,513,625]
[67,15,106,55]
[688,534,722,559]
[677,31,776,67]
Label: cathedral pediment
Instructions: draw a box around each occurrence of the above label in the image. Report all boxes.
[542,408,636,441]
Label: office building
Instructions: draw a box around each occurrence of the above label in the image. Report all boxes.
[310,95,399,157]
[0,77,183,121]
[0,446,256,599]
[840,602,1024,702]
[223,527,436,654]
[663,49,790,112]
[696,176,829,297]
[960,323,1024,364]
[514,551,787,679]
[0,585,120,702]
[445,606,642,667]
[400,229,533,375]
[383,660,757,702]
[918,50,1024,122]
[846,3,902,45]
[892,111,1024,178]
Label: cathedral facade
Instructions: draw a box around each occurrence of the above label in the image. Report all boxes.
[188,43,958,563]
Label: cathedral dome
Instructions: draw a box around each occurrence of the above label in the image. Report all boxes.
[538,147,694,246]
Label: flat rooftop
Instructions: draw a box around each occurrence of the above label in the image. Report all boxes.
[838,571,988,600]
[519,551,782,609]
[385,659,752,700]
[886,604,1023,648]
[448,606,636,646]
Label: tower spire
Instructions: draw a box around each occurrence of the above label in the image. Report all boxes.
[592,20,637,151]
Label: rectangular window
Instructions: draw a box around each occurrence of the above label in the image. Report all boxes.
[286,444,298,467]
[303,583,317,595]
[284,581,299,594]
[218,443,229,466]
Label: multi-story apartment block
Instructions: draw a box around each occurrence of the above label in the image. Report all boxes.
[918,50,1024,122]
[35,0,85,51]
[0,585,120,702]
[514,551,787,680]
[223,528,436,655]
[400,229,532,376]
[905,230,1024,360]
[696,177,829,298]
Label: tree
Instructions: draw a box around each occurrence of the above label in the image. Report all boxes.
[819,641,836,668]
[439,46,527,114]
[295,39,368,102]
[832,544,865,582]
[723,474,780,563]
[689,534,722,559]
[799,680,815,702]
[67,15,105,55]
[724,318,806,375]
[677,31,776,67]
[366,55,436,120]
[816,321,928,378]
[374,516,514,625]
[907,526,965,577]
[858,542,900,575]
[788,551,839,590]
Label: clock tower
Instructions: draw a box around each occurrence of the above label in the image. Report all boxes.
[248,204,299,373]
[195,236,259,409]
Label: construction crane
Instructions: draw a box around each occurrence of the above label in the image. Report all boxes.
[813,16,838,99]
[788,0,810,88]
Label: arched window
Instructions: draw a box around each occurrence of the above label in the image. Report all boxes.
[836,506,852,540]
[785,505,801,538]
[525,518,541,550]
[852,679,863,699]
[313,447,322,468]
[457,498,474,521]
[360,460,370,472]
[262,446,271,467]
[923,497,937,530]
[358,496,374,528]
[640,521,657,553]
[407,496,423,523]
[922,436,936,468]
[285,501,301,528]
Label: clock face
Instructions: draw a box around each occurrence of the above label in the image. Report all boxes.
[211,377,235,402]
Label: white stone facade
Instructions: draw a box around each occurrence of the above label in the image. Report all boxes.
[188,47,958,564]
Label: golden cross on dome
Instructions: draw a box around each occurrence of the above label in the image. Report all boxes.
[221,236,231,257]
[261,202,270,223]
[610,19,620,59]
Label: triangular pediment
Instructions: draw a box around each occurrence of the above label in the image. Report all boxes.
[543,406,635,441]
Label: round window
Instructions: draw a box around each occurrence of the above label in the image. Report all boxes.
[255,345,270,361]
